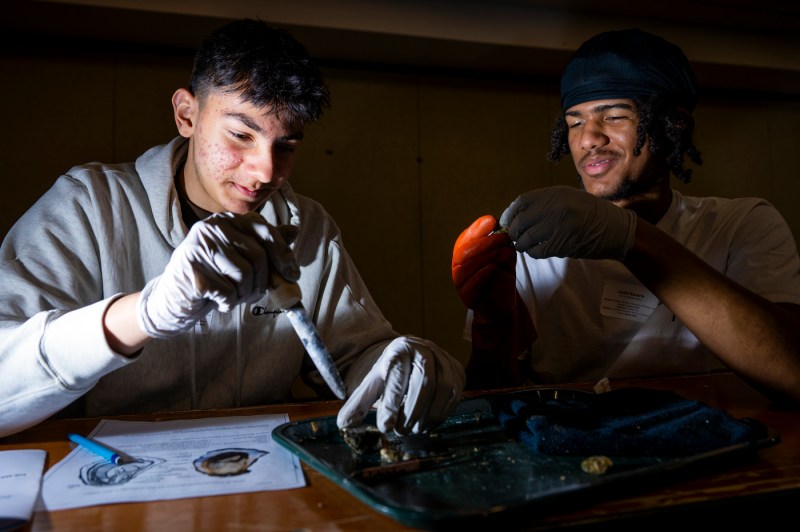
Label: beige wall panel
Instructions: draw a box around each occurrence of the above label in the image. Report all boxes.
[113,53,194,162]
[763,100,800,244]
[680,99,773,199]
[675,96,800,244]
[0,50,114,240]
[291,69,424,337]
[416,76,559,364]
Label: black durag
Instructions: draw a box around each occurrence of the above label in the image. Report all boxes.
[560,28,698,112]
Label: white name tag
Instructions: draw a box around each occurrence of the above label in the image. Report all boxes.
[600,281,658,322]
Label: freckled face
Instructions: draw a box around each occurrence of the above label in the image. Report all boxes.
[176,90,304,214]
[565,99,661,205]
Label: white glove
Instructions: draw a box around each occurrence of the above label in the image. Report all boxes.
[499,186,637,260]
[137,212,299,338]
[337,336,465,435]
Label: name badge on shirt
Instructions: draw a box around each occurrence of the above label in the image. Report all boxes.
[600,281,658,322]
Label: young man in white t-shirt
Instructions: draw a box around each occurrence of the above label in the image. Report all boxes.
[452,29,800,404]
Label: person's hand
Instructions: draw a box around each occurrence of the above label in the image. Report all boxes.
[499,186,637,260]
[451,214,517,318]
[137,212,299,338]
[337,336,465,434]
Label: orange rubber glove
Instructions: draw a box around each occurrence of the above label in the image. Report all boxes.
[452,215,537,388]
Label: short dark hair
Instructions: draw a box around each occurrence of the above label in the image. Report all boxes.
[189,19,330,124]
[547,96,702,184]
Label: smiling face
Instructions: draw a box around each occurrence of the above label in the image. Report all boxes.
[565,98,667,208]
[172,88,304,214]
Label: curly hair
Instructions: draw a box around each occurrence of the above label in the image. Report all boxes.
[547,96,702,184]
[189,19,330,124]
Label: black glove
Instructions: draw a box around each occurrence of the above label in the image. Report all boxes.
[500,186,637,260]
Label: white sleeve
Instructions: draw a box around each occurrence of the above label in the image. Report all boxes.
[727,202,800,305]
[0,296,135,438]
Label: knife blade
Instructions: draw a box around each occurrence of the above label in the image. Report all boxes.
[350,453,469,480]
[270,271,347,400]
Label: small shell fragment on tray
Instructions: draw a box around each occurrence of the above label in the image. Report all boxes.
[581,455,614,475]
[340,425,407,464]
[340,425,386,455]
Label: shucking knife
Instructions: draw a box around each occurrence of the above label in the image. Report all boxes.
[270,271,347,400]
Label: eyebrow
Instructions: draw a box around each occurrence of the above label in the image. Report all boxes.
[226,112,305,141]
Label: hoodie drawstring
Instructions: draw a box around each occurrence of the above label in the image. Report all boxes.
[235,304,244,407]
[189,327,197,409]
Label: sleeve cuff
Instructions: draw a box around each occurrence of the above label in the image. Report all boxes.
[42,294,136,389]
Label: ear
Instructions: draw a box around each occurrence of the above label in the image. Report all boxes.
[172,88,197,138]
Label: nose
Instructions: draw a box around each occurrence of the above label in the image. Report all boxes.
[243,146,277,185]
[578,119,609,151]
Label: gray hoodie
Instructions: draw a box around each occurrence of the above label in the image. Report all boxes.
[0,137,397,437]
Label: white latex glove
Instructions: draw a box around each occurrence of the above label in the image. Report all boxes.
[499,186,637,260]
[337,336,465,435]
[137,212,299,338]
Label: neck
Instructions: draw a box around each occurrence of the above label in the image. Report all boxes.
[175,163,210,227]
[616,186,672,224]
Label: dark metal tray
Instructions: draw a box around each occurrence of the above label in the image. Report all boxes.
[272,388,779,528]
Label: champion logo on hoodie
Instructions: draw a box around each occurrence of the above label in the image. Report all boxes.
[251,305,282,317]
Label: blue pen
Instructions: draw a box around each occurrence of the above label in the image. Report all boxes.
[68,433,126,465]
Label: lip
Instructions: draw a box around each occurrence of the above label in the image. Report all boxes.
[232,182,266,200]
[582,155,615,177]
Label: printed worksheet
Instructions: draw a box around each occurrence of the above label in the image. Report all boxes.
[40,414,305,511]
[0,449,47,528]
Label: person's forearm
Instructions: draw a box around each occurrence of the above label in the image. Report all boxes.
[623,220,800,403]
[103,293,151,356]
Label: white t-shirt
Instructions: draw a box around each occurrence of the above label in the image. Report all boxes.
[469,190,800,384]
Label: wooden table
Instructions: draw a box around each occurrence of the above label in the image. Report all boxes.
[2,372,798,531]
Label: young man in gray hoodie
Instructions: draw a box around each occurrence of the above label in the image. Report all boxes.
[0,19,464,438]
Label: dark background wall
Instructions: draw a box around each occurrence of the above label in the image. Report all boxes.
[2,0,799,373]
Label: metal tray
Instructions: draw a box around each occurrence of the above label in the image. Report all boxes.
[272,388,779,528]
